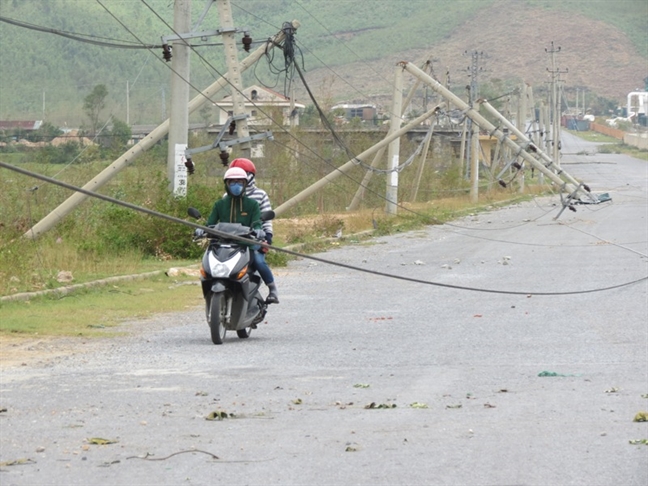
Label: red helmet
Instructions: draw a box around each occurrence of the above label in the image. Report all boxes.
[230,158,256,175]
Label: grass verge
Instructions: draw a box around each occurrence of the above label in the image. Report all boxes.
[0,274,203,337]
[566,129,648,161]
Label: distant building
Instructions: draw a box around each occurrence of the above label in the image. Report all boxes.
[0,120,43,131]
[215,85,305,126]
[330,104,377,123]
[627,91,648,126]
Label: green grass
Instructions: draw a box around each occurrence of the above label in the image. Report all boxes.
[0,274,202,337]
[566,129,648,161]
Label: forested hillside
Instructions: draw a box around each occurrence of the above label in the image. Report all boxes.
[0,0,646,126]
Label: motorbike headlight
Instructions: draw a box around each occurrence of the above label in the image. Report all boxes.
[207,251,241,278]
[210,261,232,278]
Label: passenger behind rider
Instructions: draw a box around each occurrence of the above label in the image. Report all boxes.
[226,158,279,304]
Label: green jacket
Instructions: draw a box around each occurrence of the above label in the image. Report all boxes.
[207,195,261,229]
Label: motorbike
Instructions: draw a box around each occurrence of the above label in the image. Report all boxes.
[188,207,275,345]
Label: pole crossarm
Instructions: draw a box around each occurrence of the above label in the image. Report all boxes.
[161,26,248,44]
[184,114,273,162]
[399,61,592,202]
[23,22,298,240]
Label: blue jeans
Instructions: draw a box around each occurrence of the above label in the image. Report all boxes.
[252,249,274,285]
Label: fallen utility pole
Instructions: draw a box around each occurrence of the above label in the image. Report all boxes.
[24,22,298,240]
[274,104,442,216]
[478,98,591,196]
[399,61,591,199]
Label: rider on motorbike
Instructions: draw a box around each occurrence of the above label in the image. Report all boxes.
[207,166,261,230]
[228,158,279,304]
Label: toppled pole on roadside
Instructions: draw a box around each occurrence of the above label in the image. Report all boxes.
[478,98,594,197]
[399,61,594,201]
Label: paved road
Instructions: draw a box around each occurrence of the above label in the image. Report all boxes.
[1,133,647,485]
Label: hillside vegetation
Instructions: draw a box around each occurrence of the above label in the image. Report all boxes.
[0,0,646,126]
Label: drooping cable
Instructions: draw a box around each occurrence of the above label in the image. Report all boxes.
[2,161,645,297]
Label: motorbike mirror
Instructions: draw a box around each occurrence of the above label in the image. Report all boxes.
[187,207,202,219]
[260,210,275,222]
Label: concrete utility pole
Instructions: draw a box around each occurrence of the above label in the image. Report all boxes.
[167,0,191,197]
[546,41,567,168]
[466,51,484,202]
[410,123,434,202]
[347,63,424,211]
[527,86,544,185]
[516,84,527,192]
[24,24,296,239]
[274,105,442,216]
[386,66,404,215]
[216,0,250,159]
[347,147,385,211]
[399,62,592,200]
[126,81,130,126]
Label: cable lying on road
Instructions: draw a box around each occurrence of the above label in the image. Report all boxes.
[1,161,646,297]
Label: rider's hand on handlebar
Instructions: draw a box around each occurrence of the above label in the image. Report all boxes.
[193,228,205,238]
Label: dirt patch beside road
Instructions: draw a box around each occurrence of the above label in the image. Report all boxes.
[0,335,89,369]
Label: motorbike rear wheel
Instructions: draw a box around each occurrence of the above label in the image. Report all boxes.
[207,292,227,345]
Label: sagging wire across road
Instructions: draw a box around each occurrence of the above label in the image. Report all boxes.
[2,161,646,297]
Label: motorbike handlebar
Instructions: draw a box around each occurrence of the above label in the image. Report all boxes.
[192,225,266,245]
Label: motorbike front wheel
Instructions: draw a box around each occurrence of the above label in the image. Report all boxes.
[207,292,227,345]
[236,327,252,339]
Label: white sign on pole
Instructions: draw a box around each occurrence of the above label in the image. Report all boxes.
[173,143,188,198]
[389,155,399,187]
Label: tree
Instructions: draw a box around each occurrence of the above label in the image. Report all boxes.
[83,84,108,136]
[26,122,62,143]
[107,118,131,150]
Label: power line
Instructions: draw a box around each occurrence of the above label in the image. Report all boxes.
[0,15,160,48]
[0,14,245,50]
[231,2,400,118]
[2,160,645,297]
[293,0,395,89]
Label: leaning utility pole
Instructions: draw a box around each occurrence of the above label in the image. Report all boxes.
[399,61,592,201]
[24,24,296,239]
[216,0,251,159]
[274,105,441,216]
[167,0,191,197]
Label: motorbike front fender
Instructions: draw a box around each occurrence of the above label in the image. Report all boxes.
[211,281,227,293]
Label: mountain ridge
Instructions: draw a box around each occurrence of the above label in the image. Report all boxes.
[0,0,645,125]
